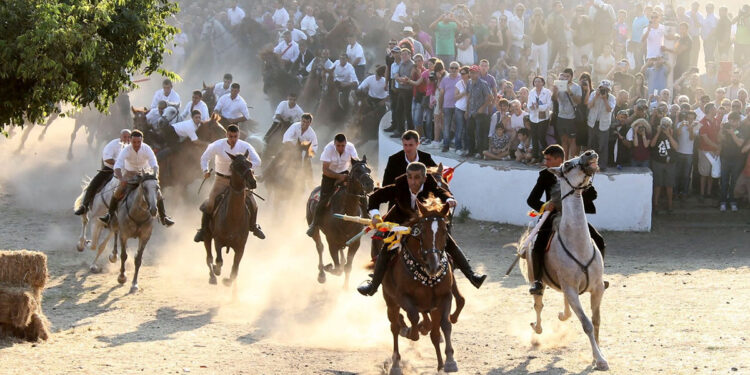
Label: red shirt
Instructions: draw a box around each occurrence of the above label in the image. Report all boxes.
[699,116,720,152]
[412,66,426,96]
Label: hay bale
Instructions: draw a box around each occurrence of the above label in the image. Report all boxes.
[0,313,50,342]
[0,286,38,327]
[0,250,48,290]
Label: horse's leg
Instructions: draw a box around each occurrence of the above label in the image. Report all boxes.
[109,231,118,263]
[90,220,103,251]
[88,224,107,273]
[563,286,608,371]
[396,296,420,341]
[130,236,149,293]
[117,235,128,285]
[342,241,360,289]
[76,213,88,252]
[385,295,402,375]
[558,294,572,321]
[205,235,216,285]
[591,286,604,345]
[530,292,544,334]
[419,312,432,336]
[440,295,458,373]
[429,309,444,372]
[214,240,224,276]
[222,245,246,287]
[313,231,326,284]
[68,120,82,160]
[324,235,342,275]
[450,276,466,324]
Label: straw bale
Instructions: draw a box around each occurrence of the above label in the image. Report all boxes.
[0,250,48,290]
[0,286,37,328]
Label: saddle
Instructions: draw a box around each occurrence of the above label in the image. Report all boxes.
[200,188,230,216]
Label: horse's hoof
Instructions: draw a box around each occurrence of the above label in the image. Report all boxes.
[76,243,85,252]
[399,326,409,338]
[317,272,326,284]
[222,278,233,287]
[595,360,609,371]
[108,253,117,263]
[388,366,402,375]
[89,264,101,274]
[531,322,543,334]
[117,274,127,284]
[209,276,217,285]
[213,264,222,276]
[450,314,459,324]
[129,285,139,294]
[558,312,570,321]
[444,359,458,373]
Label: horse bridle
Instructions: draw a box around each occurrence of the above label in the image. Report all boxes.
[410,216,448,259]
[125,174,158,227]
[345,162,372,198]
[229,158,255,191]
[559,160,595,201]
[401,216,449,287]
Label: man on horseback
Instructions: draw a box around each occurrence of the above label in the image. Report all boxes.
[179,90,210,121]
[74,129,131,215]
[282,113,318,153]
[306,133,360,237]
[357,162,487,296]
[265,93,304,144]
[331,53,359,111]
[146,101,169,129]
[151,79,181,109]
[213,83,250,129]
[99,130,175,227]
[273,31,300,72]
[195,124,265,241]
[526,145,606,295]
[213,73,233,100]
[156,110,208,161]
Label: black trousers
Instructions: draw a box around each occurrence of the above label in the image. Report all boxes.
[467,113,490,155]
[530,119,550,159]
[394,88,413,133]
[82,166,114,207]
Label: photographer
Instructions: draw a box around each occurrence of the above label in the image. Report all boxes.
[586,80,616,171]
[649,117,680,214]
[626,118,652,167]
[717,112,747,212]
[674,110,700,199]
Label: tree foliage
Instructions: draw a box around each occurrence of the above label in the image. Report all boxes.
[0,0,179,128]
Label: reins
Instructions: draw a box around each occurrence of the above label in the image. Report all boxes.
[400,216,450,288]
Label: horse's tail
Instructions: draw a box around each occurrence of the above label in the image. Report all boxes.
[73,176,91,211]
[503,223,533,282]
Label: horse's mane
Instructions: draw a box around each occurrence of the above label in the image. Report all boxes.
[421,195,445,214]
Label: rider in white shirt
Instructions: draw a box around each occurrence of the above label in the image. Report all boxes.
[272,2,290,28]
[213,73,233,100]
[345,35,367,82]
[213,83,251,126]
[306,133,359,236]
[180,90,210,121]
[358,66,390,103]
[196,124,265,241]
[99,130,174,227]
[282,113,319,154]
[227,2,245,27]
[273,31,300,66]
[273,93,304,124]
[74,129,131,215]
[331,54,359,111]
[284,20,307,43]
[300,6,317,37]
[151,79,181,109]
[146,101,168,128]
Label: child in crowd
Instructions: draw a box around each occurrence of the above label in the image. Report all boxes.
[483,124,512,160]
[515,128,533,163]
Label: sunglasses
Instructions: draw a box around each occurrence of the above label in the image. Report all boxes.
[450,66,459,70]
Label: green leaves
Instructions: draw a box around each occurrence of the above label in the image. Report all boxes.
[0,0,179,127]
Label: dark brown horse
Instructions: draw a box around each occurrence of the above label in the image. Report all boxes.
[323,17,360,56]
[201,82,218,113]
[382,198,460,374]
[306,157,374,288]
[202,150,257,286]
[259,48,302,109]
[262,141,314,206]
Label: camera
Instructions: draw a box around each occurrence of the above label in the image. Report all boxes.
[599,87,608,96]
[429,71,437,82]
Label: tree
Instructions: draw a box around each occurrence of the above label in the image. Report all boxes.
[0,0,179,129]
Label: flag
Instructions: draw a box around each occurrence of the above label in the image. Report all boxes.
[442,167,455,183]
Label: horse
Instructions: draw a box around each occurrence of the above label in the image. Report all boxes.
[517,150,608,371]
[201,150,257,286]
[201,82,218,113]
[111,173,159,293]
[298,61,327,112]
[260,119,292,162]
[67,93,130,159]
[382,198,459,374]
[323,17,359,56]
[262,140,314,206]
[259,48,302,110]
[306,157,375,288]
[347,91,388,147]
[73,177,118,273]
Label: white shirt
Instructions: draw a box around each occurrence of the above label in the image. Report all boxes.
[171,119,199,142]
[391,2,407,23]
[146,108,162,127]
[151,89,181,109]
[180,100,210,121]
[115,143,158,173]
[694,107,705,122]
[454,80,468,111]
[102,138,126,168]
[528,88,553,123]
[214,94,250,120]
[358,75,389,99]
[201,139,262,175]
[283,28,308,43]
[272,7,290,27]
[227,6,246,26]
[332,61,359,84]
[213,82,231,100]
[273,40,300,62]
[282,122,319,154]
[274,101,305,122]
[320,141,358,173]
[346,42,366,66]
[300,15,318,36]
[508,14,525,47]
[306,58,334,73]
[645,24,666,59]
[586,92,616,130]
[509,111,527,131]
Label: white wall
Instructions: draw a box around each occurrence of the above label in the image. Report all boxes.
[377,112,652,231]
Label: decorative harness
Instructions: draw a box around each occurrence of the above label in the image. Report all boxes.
[399,216,450,288]
[124,175,158,230]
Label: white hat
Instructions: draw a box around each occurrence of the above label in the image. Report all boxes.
[598,80,612,89]
[402,26,414,33]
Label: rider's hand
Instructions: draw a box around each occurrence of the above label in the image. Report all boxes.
[544,202,556,212]
[447,199,457,208]
[337,173,347,182]
[371,215,381,227]
[204,172,211,179]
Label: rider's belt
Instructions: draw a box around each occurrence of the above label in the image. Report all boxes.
[216,172,231,178]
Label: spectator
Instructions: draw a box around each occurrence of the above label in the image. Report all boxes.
[642,56,671,99]
[528,76,552,161]
[466,65,492,158]
[393,48,415,135]
[507,4,526,62]
[698,103,721,202]
[529,8,548,78]
[650,117,680,214]
[570,6,593,68]
[455,36,475,66]
[552,68,582,158]
[685,2,703,67]
[629,73,649,106]
[439,61,461,152]
[715,7,732,61]
[576,72,594,152]
[594,44,616,83]
[610,110,631,168]
[514,127,533,163]
[587,80,616,171]
[734,5,750,66]
[451,66,470,155]
[717,112,746,212]
[483,123,512,160]
[674,110,700,199]
[631,5,651,70]
[702,4,718,65]
[627,118,652,167]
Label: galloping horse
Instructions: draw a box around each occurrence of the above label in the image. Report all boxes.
[262,141,314,205]
[201,82,218,113]
[306,157,374,288]
[259,48,301,110]
[111,173,160,293]
[68,93,130,160]
[323,17,360,56]
[202,151,257,286]
[74,177,118,273]
[518,151,608,371]
[382,198,460,374]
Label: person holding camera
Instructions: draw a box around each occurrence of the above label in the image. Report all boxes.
[717,112,747,212]
[650,117,680,214]
[528,76,552,162]
[552,68,582,159]
[674,110,700,199]
[626,118,652,167]
[586,80,616,171]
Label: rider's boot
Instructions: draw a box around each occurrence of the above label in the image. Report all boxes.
[157,198,175,227]
[249,222,266,239]
[446,235,487,289]
[357,246,394,296]
[99,196,119,227]
[529,237,545,295]
[306,196,328,237]
[194,212,210,242]
[245,195,265,239]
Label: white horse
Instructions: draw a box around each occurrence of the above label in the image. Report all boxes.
[518,150,608,371]
[74,177,118,273]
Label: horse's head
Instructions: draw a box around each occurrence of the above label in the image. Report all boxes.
[348,156,374,194]
[197,114,225,142]
[409,197,452,278]
[132,106,149,130]
[201,82,217,110]
[226,150,257,190]
[427,163,449,190]
[138,173,160,217]
[549,150,599,196]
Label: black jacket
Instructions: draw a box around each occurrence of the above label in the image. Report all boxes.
[527,169,597,214]
[382,150,437,187]
[368,174,452,224]
[295,49,315,75]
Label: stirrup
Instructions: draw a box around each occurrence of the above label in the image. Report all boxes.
[161,216,175,227]
[251,225,266,239]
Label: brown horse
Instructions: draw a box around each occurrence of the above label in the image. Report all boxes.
[306,157,374,288]
[382,198,460,374]
[202,150,257,286]
[201,82,218,113]
[262,141,314,206]
[259,48,302,109]
[323,17,360,56]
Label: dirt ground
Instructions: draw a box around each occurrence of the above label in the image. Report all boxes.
[1,120,749,375]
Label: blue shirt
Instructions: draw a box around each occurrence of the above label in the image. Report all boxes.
[631,15,649,41]
[390,61,401,89]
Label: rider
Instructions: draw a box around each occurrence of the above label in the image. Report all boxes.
[282,113,319,153]
[306,133,359,237]
[196,124,265,241]
[99,130,175,227]
[357,162,487,296]
[266,93,305,143]
[156,110,208,160]
[213,83,250,129]
[382,130,436,186]
[357,65,390,114]
[146,101,169,129]
[151,78,181,109]
[213,73,233,100]
[526,144,606,295]
[331,53,359,111]
[180,90,210,121]
[273,31,300,71]
[74,129,131,215]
